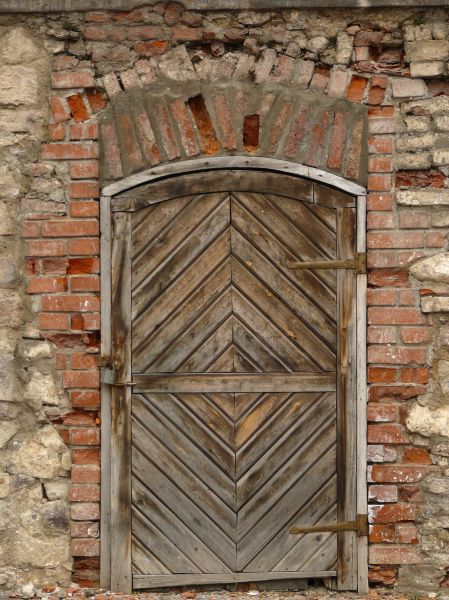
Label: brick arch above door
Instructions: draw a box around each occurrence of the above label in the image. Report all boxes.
[98,78,368,188]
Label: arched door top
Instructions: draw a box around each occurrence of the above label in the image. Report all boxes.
[99,80,368,191]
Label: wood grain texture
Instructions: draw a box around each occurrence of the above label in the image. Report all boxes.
[108,177,360,590]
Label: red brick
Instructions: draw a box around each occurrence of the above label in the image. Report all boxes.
[71,276,100,292]
[71,502,100,521]
[367,192,393,210]
[26,240,67,257]
[70,161,99,180]
[368,307,425,325]
[27,276,67,294]
[402,447,431,465]
[42,220,98,237]
[368,345,427,365]
[309,67,330,93]
[327,112,347,170]
[368,174,392,192]
[368,566,397,585]
[39,313,70,330]
[83,314,100,330]
[396,170,445,189]
[170,98,200,157]
[70,182,100,199]
[270,101,294,153]
[173,25,202,41]
[370,523,395,543]
[368,367,397,383]
[284,106,308,158]
[369,465,427,483]
[99,122,123,180]
[399,289,415,305]
[368,484,398,503]
[344,113,364,180]
[368,231,424,249]
[399,210,430,229]
[369,502,416,523]
[72,465,101,485]
[354,30,384,46]
[71,447,100,465]
[63,411,97,426]
[400,327,431,344]
[134,39,169,56]
[63,370,99,388]
[369,385,427,402]
[41,258,69,274]
[71,352,98,369]
[368,444,397,463]
[67,258,100,274]
[187,95,219,156]
[84,26,127,41]
[243,114,260,152]
[368,326,396,344]
[71,391,100,409]
[400,367,429,384]
[67,93,90,122]
[42,295,100,312]
[347,76,368,102]
[368,136,394,154]
[51,71,95,89]
[369,546,421,565]
[426,231,446,247]
[368,269,409,288]
[71,539,100,557]
[367,212,394,229]
[69,123,98,140]
[70,521,99,538]
[368,156,393,172]
[397,523,419,544]
[21,221,41,238]
[70,428,100,446]
[367,404,399,422]
[50,96,70,122]
[213,93,237,151]
[368,289,396,305]
[368,106,395,118]
[42,143,97,160]
[368,85,386,106]
[69,239,100,255]
[305,112,330,168]
[70,201,99,218]
[85,89,106,113]
[49,123,65,141]
[368,424,409,444]
[399,484,421,502]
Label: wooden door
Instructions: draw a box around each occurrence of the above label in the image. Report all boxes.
[107,171,364,592]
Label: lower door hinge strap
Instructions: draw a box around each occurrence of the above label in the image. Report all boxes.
[289,514,368,537]
[287,253,366,274]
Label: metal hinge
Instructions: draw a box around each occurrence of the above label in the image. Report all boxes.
[287,253,366,274]
[289,514,368,537]
[100,363,134,386]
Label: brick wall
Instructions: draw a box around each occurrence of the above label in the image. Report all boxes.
[6,4,449,593]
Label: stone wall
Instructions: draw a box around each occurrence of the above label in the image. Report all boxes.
[3,3,449,595]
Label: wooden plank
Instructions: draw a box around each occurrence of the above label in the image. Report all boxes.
[313,182,356,209]
[356,194,369,594]
[336,207,358,591]
[113,170,314,211]
[110,212,132,593]
[133,571,337,589]
[132,372,336,393]
[100,195,112,590]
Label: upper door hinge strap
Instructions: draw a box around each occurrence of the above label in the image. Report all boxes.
[289,514,368,537]
[287,253,366,274]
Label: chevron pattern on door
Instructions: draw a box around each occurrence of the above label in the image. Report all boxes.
[121,183,357,589]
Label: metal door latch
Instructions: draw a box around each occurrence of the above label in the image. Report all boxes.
[286,253,366,274]
[289,513,368,537]
[100,358,134,386]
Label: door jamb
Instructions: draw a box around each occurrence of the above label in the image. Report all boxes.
[99,158,368,593]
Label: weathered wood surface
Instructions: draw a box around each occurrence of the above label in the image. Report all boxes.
[110,213,132,593]
[108,179,360,590]
[336,207,358,591]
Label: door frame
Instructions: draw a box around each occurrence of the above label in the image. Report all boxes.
[99,157,368,594]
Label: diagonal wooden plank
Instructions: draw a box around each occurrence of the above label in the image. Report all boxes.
[232,262,335,370]
[132,536,171,575]
[132,440,236,570]
[134,393,236,487]
[132,478,233,573]
[133,227,230,323]
[133,261,232,369]
[231,196,336,319]
[232,293,315,372]
[244,476,337,572]
[266,194,336,257]
[231,228,335,346]
[133,192,229,291]
[132,506,201,573]
[237,432,337,570]
[137,288,233,372]
[233,319,288,372]
[235,392,265,421]
[206,344,234,373]
[179,318,233,373]
[231,191,336,292]
[132,195,231,316]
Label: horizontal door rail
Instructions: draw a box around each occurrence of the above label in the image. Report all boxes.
[133,571,337,589]
[131,372,336,393]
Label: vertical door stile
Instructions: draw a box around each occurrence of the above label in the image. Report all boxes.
[336,207,358,590]
[110,211,133,593]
